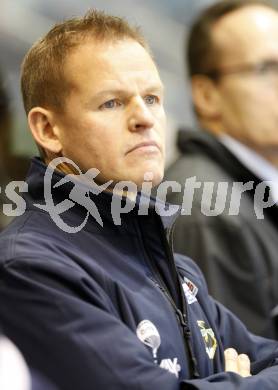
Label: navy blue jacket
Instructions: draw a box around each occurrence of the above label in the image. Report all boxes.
[0,158,278,389]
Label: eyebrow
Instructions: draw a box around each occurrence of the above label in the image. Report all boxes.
[144,84,165,94]
[93,84,164,100]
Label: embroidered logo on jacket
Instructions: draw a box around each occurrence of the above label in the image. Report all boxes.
[197,320,217,359]
[159,358,181,378]
[136,320,181,378]
[136,320,161,364]
[182,277,198,304]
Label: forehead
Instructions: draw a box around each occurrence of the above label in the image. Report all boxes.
[212,5,278,64]
[63,39,162,94]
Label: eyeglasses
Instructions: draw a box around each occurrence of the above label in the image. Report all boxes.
[203,59,278,81]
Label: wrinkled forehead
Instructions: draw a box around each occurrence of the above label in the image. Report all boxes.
[63,38,162,95]
[211,5,278,65]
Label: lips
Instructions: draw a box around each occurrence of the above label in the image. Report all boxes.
[126,141,161,154]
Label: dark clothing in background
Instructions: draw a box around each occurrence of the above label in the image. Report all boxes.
[0,158,278,389]
[165,130,278,339]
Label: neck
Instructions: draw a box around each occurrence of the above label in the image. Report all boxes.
[45,154,79,175]
[198,118,223,137]
[45,154,138,200]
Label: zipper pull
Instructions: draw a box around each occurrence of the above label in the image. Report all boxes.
[176,309,200,379]
[176,309,187,327]
[176,310,192,342]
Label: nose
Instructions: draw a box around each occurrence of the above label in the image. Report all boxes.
[128,98,155,132]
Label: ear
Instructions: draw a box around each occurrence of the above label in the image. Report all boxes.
[191,75,221,119]
[28,107,62,154]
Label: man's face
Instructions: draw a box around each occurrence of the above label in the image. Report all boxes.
[53,39,166,187]
[210,6,278,151]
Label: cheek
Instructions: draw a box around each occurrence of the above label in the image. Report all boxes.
[81,120,124,166]
[222,81,277,120]
[220,86,258,124]
[77,116,114,147]
[155,108,166,139]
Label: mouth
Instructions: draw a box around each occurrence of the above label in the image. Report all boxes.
[126,141,161,155]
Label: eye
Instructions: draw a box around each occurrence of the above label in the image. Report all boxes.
[144,95,159,105]
[257,60,278,74]
[261,61,278,73]
[100,99,122,110]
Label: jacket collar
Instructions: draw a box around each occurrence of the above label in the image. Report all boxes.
[24,157,180,232]
[177,128,261,183]
[177,128,278,224]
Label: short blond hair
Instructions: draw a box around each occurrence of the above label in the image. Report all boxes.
[21,9,148,114]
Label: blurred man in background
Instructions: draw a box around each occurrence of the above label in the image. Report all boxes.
[166,0,278,338]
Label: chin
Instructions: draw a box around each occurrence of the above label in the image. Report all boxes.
[152,171,164,187]
[134,169,164,190]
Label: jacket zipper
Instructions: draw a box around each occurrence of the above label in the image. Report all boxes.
[137,216,200,378]
[161,218,199,378]
[150,276,199,379]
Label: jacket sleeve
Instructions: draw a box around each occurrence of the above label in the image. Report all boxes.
[182,367,278,389]
[172,211,275,338]
[180,257,278,389]
[181,304,278,389]
[0,257,180,390]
